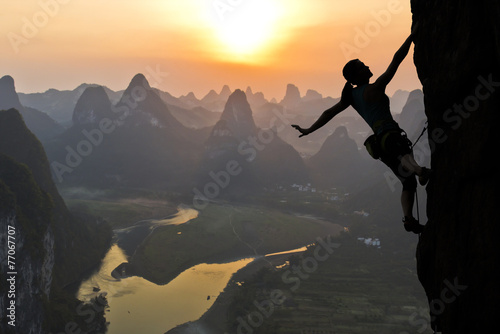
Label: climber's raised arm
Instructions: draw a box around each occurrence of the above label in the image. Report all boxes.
[373,32,414,90]
[292,82,352,137]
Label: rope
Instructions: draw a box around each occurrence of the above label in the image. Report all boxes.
[410,122,427,230]
[411,121,428,150]
[415,187,420,224]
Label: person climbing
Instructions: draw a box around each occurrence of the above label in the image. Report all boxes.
[292,27,430,234]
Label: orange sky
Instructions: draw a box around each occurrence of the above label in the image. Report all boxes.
[1,0,420,100]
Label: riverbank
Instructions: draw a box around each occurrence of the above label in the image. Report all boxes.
[127,203,344,285]
[172,236,431,334]
[166,252,298,334]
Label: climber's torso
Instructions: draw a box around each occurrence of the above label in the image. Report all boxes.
[351,83,399,135]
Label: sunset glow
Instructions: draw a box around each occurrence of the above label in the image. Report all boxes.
[207,0,282,63]
[2,0,419,99]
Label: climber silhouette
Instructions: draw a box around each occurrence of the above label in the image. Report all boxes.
[292,27,430,234]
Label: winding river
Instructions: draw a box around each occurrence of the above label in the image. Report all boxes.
[77,207,256,333]
[76,206,317,333]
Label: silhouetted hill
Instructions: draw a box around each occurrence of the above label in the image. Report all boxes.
[201,89,219,105]
[0,108,111,333]
[398,89,425,138]
[17,83,121,126]
[47,74,202,188]
[280,83,302,109]
[390,89,411,115]
[0,75,64,141]
[200,85,231,109]
[245,86,268,108]
[303,89,323,101]
[167,104,220,129]
[72,86,115,126]
[219,89,257,139]
[178,91,201,109]
[307,126,368,190]
[197,90,308,201]
[412,1,500,332]
[117,73,187,130]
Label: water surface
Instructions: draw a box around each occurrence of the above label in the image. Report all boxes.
[78,244,253,333]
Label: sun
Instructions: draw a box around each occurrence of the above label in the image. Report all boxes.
[209,0,281,62]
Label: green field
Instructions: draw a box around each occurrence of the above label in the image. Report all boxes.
[61,187,179,228]
[130,202,344,284]
[225,234,432,334]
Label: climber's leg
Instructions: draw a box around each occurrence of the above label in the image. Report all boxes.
[401,153,432,186]
[401,176,424,233]
[401,189,414,218]
[401,153,422,176]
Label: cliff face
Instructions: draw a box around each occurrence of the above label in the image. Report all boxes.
[411,1,500,333]
[0,155,55,334]
[0,108,112,333]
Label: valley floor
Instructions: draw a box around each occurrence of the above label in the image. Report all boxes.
[62,186,431,334]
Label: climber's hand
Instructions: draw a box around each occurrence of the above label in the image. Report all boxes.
[291,125,310,138]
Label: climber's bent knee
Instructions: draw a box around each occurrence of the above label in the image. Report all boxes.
[402,175,417,192]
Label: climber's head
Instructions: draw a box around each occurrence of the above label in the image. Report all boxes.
[343,59,373,86]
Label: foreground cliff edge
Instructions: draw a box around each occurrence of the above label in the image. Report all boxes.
[412,1,500,333]
[0,108,112,333]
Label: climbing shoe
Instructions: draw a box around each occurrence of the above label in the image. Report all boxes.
[418,167,432,186]
[403,216,425,234]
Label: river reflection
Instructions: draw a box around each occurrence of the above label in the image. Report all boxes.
[151,205,199,227]
[78,244,253,333]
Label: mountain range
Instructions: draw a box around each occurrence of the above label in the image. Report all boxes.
[2,73,424,196]
[0,75,65,141]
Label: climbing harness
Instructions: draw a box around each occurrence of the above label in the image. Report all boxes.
[363,134,381,159]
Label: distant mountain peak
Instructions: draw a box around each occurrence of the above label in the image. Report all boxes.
[280,83,302,108]
[333,125,349,138]
[220,85,231,97]
[206,89,218,97]
[129,73,150,90]
[407,89,423,101]
[185,92,198,99]
[228,88,246,100]
[72,86,113,126]
[0,75,15,86]
[115,73,186,131]
[0,75,22,111]
[219,89,256,139]
[304,89,323,101]
[0,76,63,141]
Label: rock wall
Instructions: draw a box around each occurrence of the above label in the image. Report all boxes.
[411,0,500,333]
[0,156,55,334]
[0,109,112,333]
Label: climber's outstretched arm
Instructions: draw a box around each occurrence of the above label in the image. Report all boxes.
[292,83,351,137]
[373,33,414,90]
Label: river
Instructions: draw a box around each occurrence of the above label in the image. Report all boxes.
[77,243,253,333]
[77,206,257,333]
[76,206,321,333]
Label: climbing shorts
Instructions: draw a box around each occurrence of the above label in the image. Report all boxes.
[380,130,412,157]
[379,130,417,191]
